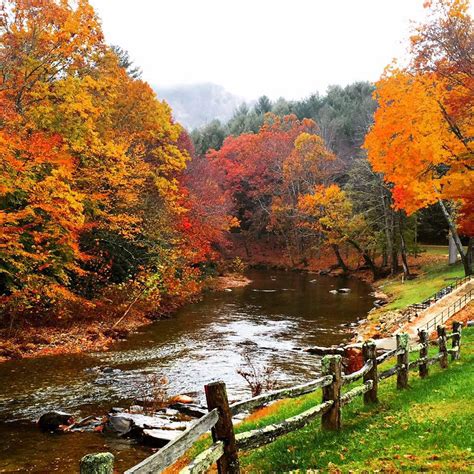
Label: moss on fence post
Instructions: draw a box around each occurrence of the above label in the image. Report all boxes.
[451,321,462,360]
[321,355,342,430]
[362,341,378,403]
[418,329,429,378]
[80,453,114,474]
[437,325,448,369]
[396,333,409,389]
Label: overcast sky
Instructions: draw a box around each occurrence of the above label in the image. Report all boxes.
[90,0,431,101]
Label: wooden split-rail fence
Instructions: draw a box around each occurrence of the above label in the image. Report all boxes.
[82,322,463,474]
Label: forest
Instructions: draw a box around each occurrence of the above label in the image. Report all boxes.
[0,0,472,349]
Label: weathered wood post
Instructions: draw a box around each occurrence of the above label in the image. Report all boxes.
[437,325,448,369]
[321,354,342,430]
[396,333,409,389]
[362,341,378,404]
[205,381,240,474]
[451,321,462,361]
[80,453,114,474]
[418,329,429,378]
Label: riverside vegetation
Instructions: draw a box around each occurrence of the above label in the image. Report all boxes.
[163,315,473,473]
[1,0,473,364]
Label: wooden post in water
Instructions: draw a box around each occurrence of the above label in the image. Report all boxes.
[321,355,342,430]
[362,341,378,404]
[418,329,429,378]
[205,381,240,474]
[451,321,462,361]
[80,453,114,474]
[437,325,448,369]
[396,333,409,389]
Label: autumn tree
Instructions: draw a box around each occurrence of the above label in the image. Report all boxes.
[298,185,381,279]
[209,114,321,258]
[0,0,213,328]
[270,132,337,263]
[364,0,473,275]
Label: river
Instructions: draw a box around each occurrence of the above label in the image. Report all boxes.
[0,269,374,472]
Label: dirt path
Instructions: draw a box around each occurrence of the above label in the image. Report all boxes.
[375,277,473,350]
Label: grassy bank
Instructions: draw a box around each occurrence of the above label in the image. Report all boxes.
[382,259,464,310]
[180,323,473,472]
[354,248,468,339]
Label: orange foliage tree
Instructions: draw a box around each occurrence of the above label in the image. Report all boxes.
[209,114,339,262]
[364,0,473,275]
[0,0,221,327]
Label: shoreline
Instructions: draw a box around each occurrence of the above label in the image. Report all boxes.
[0,272,253,364]
[0,262,371,364]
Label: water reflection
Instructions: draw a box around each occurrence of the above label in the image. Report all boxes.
[0,269,373,471]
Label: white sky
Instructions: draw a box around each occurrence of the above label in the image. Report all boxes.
[90,0,430,101]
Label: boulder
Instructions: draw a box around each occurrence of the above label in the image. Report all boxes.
[38,411,74,432]
[105,415,133,435]
[106,412,189,437]
[142,429,181,447]
[338,288,351,293]
[467,320,474,327]
[168,403,207,418]
[171,394,194,404]
[329,290,338,294]
[344,347,363,373]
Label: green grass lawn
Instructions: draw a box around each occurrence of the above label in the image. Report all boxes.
[382,260,465,310]
[183,327,474,472]
[421,244,467,256]
[232,326,474,472]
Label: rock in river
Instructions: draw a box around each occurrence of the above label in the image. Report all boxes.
[168,403,207,418]
[106,412,190,437]
[142,429,182,447]
[38,411,74,432]
[171,394,194,404]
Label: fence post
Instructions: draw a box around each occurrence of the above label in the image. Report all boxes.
[418,329,429,378]
[437,325,448,369]
[451,321,462,361]
[321,354,342,430]
[80,453,114,474]
[205,381,240,474]
[362,341,378,404]
[396,333,409,389]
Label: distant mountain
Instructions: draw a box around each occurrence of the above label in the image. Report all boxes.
[154,83,243,130]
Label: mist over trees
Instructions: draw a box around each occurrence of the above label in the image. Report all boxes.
[189,1,473,279]
[157,83,243,130]
[191,82,377,162]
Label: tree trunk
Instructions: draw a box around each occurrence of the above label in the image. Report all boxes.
[347,239,381,279]
[331,244,349,273]
[448,232,458,265]
[438,200,471,275]
[381,189,398,274]
[398,213,411,278]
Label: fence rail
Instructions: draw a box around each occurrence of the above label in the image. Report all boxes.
[420,288,473,333]
[108,321,463,474]
[406,275,471,314]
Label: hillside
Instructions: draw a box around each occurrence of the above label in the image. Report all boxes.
[155,83,243,129]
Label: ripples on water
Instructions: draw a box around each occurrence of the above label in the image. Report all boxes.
[0,269,374,471]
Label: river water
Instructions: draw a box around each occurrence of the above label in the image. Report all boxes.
[0,270,374,472]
